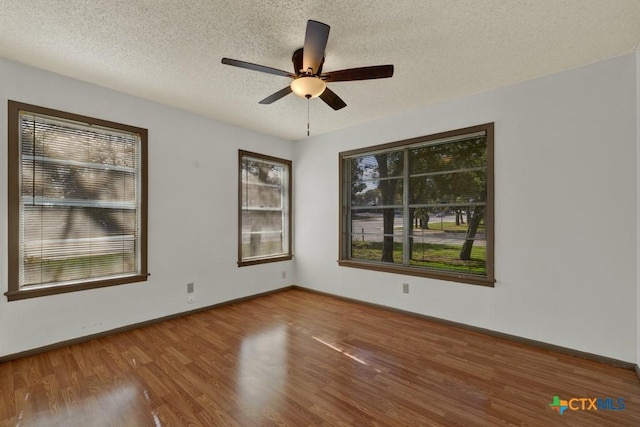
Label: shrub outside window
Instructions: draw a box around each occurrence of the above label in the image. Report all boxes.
[339,123,494,286]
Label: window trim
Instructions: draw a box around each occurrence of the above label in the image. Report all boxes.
[6,100,148,301]
[238,150,293,267]
[338,123,494,287]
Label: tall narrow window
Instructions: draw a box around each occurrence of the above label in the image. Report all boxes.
[339,123,494,286]
[7,101,148,301]
[238,150,292,266]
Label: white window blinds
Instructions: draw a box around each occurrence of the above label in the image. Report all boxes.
[18,111,142,288]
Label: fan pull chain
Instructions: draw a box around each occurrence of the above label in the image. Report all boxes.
[307,96,310,137]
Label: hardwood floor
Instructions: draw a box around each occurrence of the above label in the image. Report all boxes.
[1,288,638,426]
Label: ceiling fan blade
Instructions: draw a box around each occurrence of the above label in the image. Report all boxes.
[320,87,347,110]
[222,58,295,78]
[302,20,330,74]
[259,86,293,104]
[321,65,394,82]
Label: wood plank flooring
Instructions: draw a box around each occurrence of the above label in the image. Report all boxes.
[1,288,639,426]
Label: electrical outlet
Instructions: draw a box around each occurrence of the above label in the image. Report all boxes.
[187,295,195,304]
[187,282,194,293]
[282,271,287,279]
[402,283,410,294]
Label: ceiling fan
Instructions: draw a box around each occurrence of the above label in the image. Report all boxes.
[221,20,394,111]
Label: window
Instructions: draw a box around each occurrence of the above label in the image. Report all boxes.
[238,150,292,266]
[339,123,494,286]
[6,101,148,301]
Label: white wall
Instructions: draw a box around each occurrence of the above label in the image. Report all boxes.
[295,53,638,362]
[0,58,294,357]
[636,48,640,368]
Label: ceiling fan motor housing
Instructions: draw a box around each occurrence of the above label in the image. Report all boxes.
[292,48,324,75]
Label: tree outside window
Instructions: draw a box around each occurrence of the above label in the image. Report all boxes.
[339,123,494,286]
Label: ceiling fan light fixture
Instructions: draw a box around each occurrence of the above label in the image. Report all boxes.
[290,76,326,99]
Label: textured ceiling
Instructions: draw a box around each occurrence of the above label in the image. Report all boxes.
[1,1,640,141]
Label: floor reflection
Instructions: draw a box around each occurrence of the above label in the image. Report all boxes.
[17,383,149,427]
[312,336,369,365]
[237,324,288,412]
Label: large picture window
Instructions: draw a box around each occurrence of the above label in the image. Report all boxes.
[6,101,148,301]
[339,123,494,286]
[238,150,292,266]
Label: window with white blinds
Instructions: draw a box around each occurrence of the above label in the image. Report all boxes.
[238,150,292,266]
[7,101,148,300]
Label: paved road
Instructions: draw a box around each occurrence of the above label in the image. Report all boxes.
[351,215,486,246]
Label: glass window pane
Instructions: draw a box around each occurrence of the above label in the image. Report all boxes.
[241,231,284,259]
[409,233,486,276]
[408,206,485,234]
[242,159,283,186]
[349,208,403,264]
[409,137,486,175]
[349,151,404,199]
[242,210,284,234]
[242,183,282,209]
[409,170,487,206]
[351,178,403,207]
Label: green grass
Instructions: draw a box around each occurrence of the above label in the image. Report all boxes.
[419,221,485,233]
[351,241,486,275]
